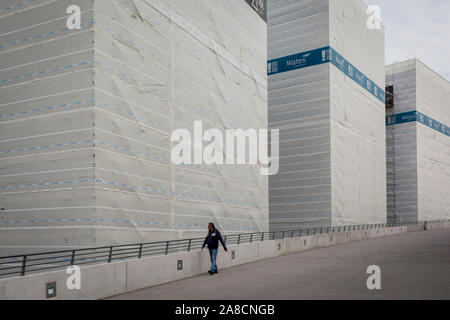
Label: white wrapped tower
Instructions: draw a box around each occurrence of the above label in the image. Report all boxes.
[0,0,268,255]
[268,0,387,230]
[386,59,450,223]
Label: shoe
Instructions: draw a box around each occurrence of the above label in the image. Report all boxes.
[208,271,214,275]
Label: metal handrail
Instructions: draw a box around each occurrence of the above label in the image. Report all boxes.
[0,219,448,278]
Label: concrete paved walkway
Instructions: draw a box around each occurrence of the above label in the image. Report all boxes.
[109,229,450,300]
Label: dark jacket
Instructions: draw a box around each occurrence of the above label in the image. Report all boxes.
[202,228,227,250]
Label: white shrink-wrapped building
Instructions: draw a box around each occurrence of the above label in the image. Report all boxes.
[0,0,268,255]
[386,59,450,223]
[268,0,387,230]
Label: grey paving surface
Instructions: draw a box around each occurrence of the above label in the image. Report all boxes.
[109,229,450,300]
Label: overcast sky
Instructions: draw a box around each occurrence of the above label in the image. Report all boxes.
[363,0,450,81]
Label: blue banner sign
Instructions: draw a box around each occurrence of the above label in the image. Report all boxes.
[386,111,450,137]
[267,47,330,75]
[268,46,386,103]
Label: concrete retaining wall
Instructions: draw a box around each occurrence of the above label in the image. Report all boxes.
[1,222,449,300]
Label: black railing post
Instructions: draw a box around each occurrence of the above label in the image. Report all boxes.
[21,255,27,276]
[282,231,285,239]
[187,239,192,252]
[291,230,295,238]
[138,244,143,258]
[165,241,169,255]
[250,233,253,243]
[261,232,264,242]
[108,247,113,263]
[237,234,241,245]
[71,250,75,265]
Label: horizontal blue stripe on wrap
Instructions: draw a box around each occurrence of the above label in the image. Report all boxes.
[267,46,386,103]
[386,111,450,137]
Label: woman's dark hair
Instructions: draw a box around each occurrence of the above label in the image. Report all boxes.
[208,222,215,229]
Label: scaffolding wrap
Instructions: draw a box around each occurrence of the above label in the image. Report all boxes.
[268,0,387,230]
[0,0,268,256]
[386,59,450,223]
